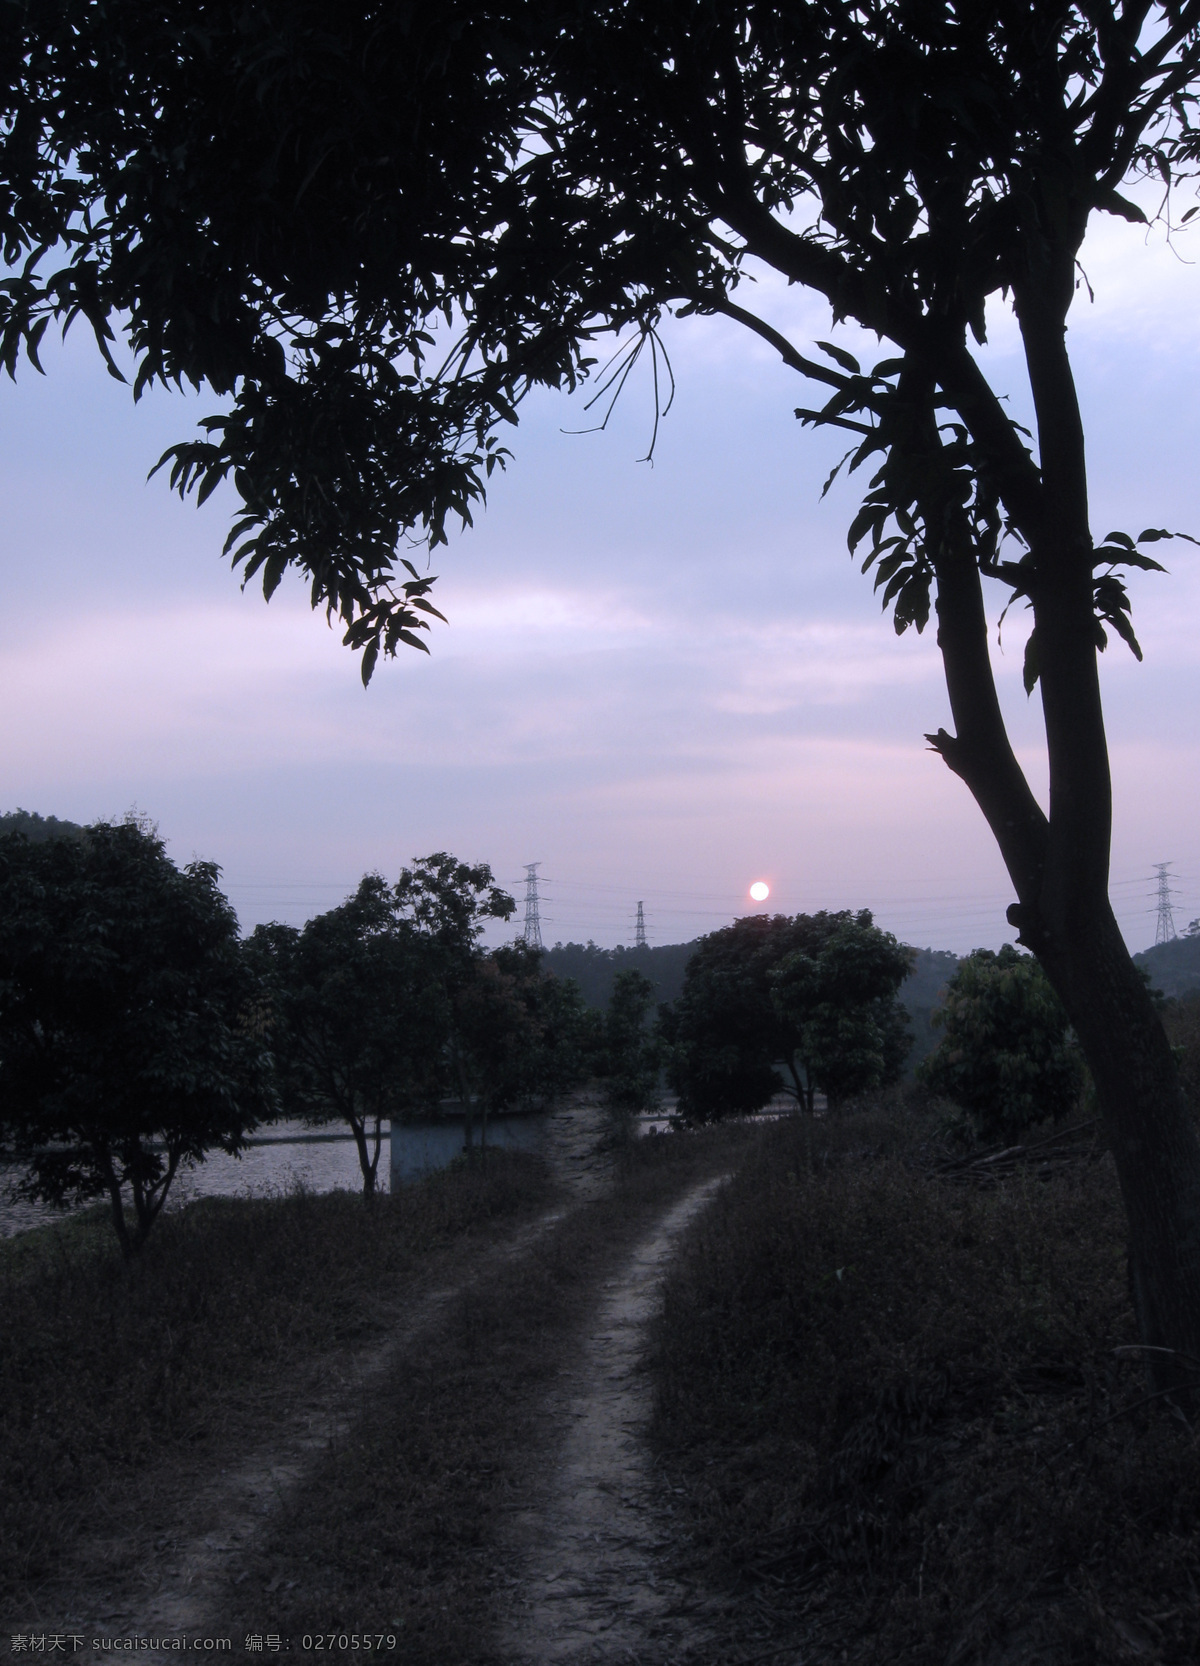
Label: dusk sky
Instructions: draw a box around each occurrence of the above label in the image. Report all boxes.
[2,197,1198,955]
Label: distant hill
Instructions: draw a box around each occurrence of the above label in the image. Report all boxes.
[543,936,960,1074]
[541,940,698,1009]
[0,808,86,844]
[901,947,961,1068]
[1134,935,1200,1001]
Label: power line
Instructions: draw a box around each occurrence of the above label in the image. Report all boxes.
[219,864,1188,953]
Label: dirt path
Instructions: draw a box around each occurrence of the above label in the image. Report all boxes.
[133,1207,573,1643]
[15,1110,742,1663]
[499,1174,728,1665]
[28,1200,569,1656]
[31,1098,618,1652]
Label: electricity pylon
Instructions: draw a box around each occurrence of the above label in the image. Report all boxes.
[1154,862,1178,945]
[635,901,647,949]
[522,863,543,949]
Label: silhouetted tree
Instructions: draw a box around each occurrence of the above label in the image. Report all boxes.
[7,0,1200,1373]
[245,877,449,1197]
[0,817,274,1254]
[0,808,85,844]
[771,913,913,1110]
[599,969,662,1113]
[666,911,909,1119]
[449,942,591,1153]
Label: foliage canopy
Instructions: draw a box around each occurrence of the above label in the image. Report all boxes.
[248,857,590,1180]
[665,910,911,1119]
[7,0,1200,1364]
[0,818,274,1253]
[920,945,1085,1139]
[5,2,1199,675]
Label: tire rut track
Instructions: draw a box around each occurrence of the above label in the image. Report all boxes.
[499,1174,729,1665]
[44,1202,571,1657]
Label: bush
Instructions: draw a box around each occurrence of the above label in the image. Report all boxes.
[919,945,1084,1140]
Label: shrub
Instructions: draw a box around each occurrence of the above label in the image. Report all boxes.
[919,945,1084,1140]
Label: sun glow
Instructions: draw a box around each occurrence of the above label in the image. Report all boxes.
[749,881,770,902]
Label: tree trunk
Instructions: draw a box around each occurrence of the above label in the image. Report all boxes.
[367,1114,383,1198]
[1037,901,1200,1385]
[103,1158,132,1260]
[893,236,1200,1395]
[1022,270,1200,1389]
[928,453,1200,1391]
[350,1116,376,1198]
[783,1054,811,1114]
[452,1048,478,1163]
[728,142,1200,1386]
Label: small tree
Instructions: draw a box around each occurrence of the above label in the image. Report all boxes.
[451,943,592,1157]
[527,961,596,1102]
[0,818,274,1255]
[598,968,662,1115]
[662,918,794,1122]
[770,913,913,1111]
[920,946,1085,1142]
[391,853,516,1155]
[245,877,449,1197]
[665,911,911,1121]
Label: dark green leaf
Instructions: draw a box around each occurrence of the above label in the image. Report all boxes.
[1101,190,1149,224]
[1104,608,1144,661]
[1022,629,1040,696]
[815,341,861,374]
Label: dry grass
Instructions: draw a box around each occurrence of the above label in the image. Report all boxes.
[649,1104,1200,1665]
[0,1153,551,1606]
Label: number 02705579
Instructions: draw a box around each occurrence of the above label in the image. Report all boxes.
[300,1638,398,1652]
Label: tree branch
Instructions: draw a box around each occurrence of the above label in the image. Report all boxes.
[714,190,915,343]
[709,297,878,398]
[929,337,1048,545]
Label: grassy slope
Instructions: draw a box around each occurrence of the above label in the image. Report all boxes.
[0,1154,553,1608]
[649,1104,1200,1666]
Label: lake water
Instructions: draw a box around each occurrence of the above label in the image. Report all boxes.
[0,1097,790,1239]
[0,1121,388,1239]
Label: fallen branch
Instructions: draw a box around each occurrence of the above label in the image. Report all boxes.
[929,1120,1101,1184]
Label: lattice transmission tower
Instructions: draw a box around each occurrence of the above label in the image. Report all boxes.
[635,901,647,949]
[521,863,544,949]
[1154,862,1178,945]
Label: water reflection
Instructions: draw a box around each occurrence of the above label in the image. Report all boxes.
[0,1121,388,1239]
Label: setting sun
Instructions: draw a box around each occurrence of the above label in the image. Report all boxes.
[749,881,770,902]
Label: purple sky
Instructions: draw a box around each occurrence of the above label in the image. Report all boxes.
[2,205,1198,954]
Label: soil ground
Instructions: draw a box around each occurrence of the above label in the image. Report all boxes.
[498,1174,729,1664]
[5,1102,760,1665]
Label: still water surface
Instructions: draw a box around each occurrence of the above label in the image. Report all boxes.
[0,1121,388,1239]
